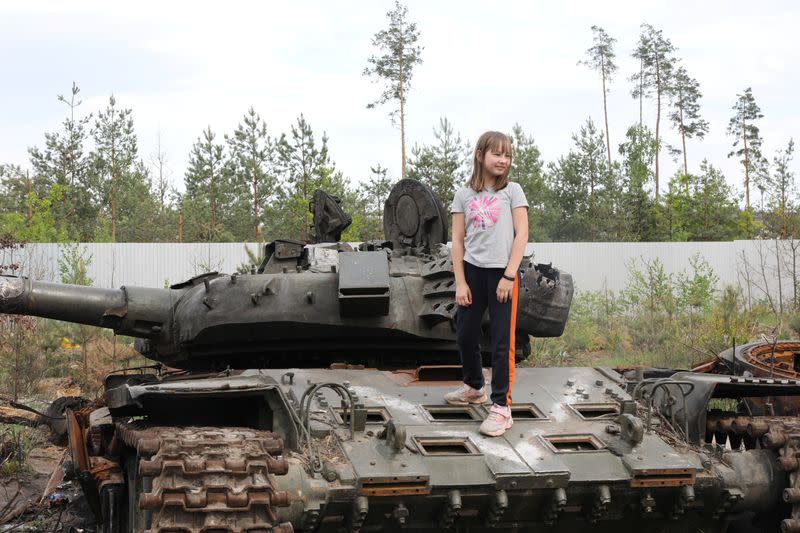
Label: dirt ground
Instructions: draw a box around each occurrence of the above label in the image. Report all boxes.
[0,442,96,532]
[1,386,96,533]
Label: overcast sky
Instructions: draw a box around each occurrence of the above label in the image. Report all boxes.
[1,0,798,201]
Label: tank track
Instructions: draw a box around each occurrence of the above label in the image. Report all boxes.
[118,424,294,533]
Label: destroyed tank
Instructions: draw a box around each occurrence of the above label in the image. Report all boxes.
[0,179,798,533]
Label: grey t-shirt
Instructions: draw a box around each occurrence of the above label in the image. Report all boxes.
[450,182,529,268]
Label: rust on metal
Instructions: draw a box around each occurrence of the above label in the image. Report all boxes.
[629,468,696,488]
[122,425,292,533]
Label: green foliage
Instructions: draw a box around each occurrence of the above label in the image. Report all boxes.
[510,124,549,241]
[0,424,44,478]
[183,127,230,241]
[226,107,275,241]
[545,118,615,240]
[92,94,140,242]
[28,83,97,240]
[617,124,658,240]
[763,139,797,238]
[580,25,618,84]
[350,164,392,241]
[727,87,766,209]
[0,184,70,242]
[533,255,765,369]
[406,117,467,210]
[662,161,741,241]
[269,115,340,242]
[58,243,92,285]
[363,0,423,115]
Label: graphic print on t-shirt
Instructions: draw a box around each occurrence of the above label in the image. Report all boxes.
[467,194,500,230]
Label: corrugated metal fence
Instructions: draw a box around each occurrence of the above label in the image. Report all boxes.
[1,241,796,306]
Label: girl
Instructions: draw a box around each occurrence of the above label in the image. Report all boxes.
[444,131,529,437]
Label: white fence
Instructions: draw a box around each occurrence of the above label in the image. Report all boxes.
[1,241,796,307]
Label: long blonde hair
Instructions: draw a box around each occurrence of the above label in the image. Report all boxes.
[468,131,513,192]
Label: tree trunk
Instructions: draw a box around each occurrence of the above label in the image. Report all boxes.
[26,171,32,227]
[178,211,183,243]
[111,142,117,242]
[601,58,612,172]
[253,170,260,241]
[111,174,117,242]
[777,239,784,315]
[638,57,644,127]
[793,239,798,310]
[654,58,661,201]
[397,42,406,179]
[399,54,407,179]
[680,102,688,177]
[743,117,750,210]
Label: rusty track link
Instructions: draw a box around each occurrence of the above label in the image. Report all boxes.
[118,424,294,533]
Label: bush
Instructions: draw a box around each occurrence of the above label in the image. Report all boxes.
[535,254,773,369]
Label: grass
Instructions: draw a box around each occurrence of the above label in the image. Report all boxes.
[523,288,800,370]
[0,423,45,479]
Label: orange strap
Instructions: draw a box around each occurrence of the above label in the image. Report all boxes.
[506,276,519,406]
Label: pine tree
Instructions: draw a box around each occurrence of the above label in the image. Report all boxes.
[509,124,548,240]
[354,164,393,240]
[668,66,709,176]
[226,107,274,241]
[364,0,423,178]
[727,87,765,211]
[546,152,588,241]
[664,162,740,241]
[630,24,676,200]
[573,120,606,212]
[579,25,617,171]
[545,119,612,241]
[764,139,797,237]
[618,124,659,240]
[91,95,138,242]
[406,117,466,209]
[28,82,96,239]
[184,127,228,241]
[274,115,334,241]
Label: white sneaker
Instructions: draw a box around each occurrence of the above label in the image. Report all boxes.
[480,404,513,437]
[444,383,487,405]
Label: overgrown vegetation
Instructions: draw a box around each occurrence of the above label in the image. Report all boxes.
[0,240,145,399]
[529,255,795,369]
[0,424,44,479]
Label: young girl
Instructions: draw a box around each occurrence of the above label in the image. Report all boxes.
[444,131,529,437]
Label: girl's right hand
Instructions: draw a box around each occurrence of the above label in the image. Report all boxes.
[456,282,472,307]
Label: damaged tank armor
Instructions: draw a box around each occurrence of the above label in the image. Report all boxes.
[0,179,797,532]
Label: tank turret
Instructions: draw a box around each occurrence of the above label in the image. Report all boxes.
[0,180,573,371]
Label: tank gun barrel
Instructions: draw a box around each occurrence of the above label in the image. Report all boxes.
[0,275,173,338]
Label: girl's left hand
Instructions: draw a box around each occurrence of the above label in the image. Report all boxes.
[496,277,514,303]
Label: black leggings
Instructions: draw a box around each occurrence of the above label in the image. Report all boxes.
[456,260,518,406]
